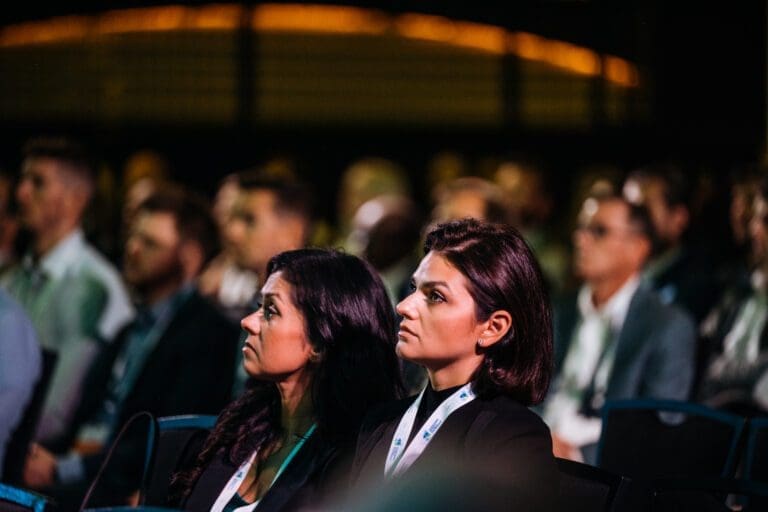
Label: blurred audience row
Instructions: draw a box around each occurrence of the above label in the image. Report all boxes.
[1,135,767,507]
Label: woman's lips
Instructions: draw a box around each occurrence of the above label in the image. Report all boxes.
[398,324,417,339]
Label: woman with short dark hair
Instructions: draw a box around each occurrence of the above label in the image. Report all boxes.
[171,248,403,511]
[350,218,558,509]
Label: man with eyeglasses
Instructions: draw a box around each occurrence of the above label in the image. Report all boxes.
[698,175,768,415]
[541,193,696,464]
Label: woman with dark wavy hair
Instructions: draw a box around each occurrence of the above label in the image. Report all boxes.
[171,248,403,511]
[350,218,558,509]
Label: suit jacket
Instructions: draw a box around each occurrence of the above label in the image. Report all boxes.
[63,289,240,489]
[647,246,721,323]
[350,393,559,510]
[553,284,696,407]
[181,432,348,512]
[697,271,768,407]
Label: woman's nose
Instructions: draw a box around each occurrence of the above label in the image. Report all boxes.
[396,293,416,319]
[240,310,261,335]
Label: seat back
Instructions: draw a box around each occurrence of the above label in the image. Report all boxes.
[744,417,768,483]
[1,349,58,485]
[141,415,217,507]
[556,458,646,512]
[0,483,52,512]
[597,399,745,481]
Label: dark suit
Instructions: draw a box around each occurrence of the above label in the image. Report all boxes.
[548,284,696,462]
[697,271,768,412]
[181,433,348,512]
[50,289,240,507]
[645,246,721,323]
[553,285,696,406]
[350,393,559,510]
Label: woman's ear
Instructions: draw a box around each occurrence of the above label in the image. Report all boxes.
[478,310,513,348]
[308,346,323,364]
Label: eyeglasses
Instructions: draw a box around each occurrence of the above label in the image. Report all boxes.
[575,223,639,240]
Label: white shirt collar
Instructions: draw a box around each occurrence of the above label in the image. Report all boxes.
[29,229,87,280]
[577,275,641,332]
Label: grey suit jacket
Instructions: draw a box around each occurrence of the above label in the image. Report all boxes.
[553,284,697,409]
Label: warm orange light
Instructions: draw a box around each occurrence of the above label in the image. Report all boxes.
[0,3,639,88]
[508,32,601,76]
[253,4,389,35]
[97,6,188,34]
[189,4,241,30]
[0,16,89,47]
[396,14,505,54]
[604,55,640,87]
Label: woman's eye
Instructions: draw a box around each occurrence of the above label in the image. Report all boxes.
[264,305,279,319]
[426,291,445,303]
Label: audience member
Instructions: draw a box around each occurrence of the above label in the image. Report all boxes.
[542,194,696,464]
[0,288,41,481]
[198,172,259,322]
[346,194,427,396]
[346,194,423,306]
[623,164,720,322]
[1,136,134,445]
[430,176,511,225]
[494,158,569,292]
[223,172,313,397]
[170,249,404,511]
[351,219,558,510]
[22,187,239,507]
[335,157,410,247]
[698,176,768,415]
[0,170,21,272]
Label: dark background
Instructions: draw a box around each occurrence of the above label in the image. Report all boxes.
[0,1,764,231]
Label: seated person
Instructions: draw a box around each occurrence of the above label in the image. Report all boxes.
[23,188,239,507]
[351,219,558,510]
[541,193,696,463]
[698,176,768,415]
[0,288,41,481]
[170,248,404,511]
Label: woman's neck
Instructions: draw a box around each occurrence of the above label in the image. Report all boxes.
[276,369,315,438]
[426,356,481,391]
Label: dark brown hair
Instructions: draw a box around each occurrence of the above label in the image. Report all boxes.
[423,218,553,405]
[170,249,403,503]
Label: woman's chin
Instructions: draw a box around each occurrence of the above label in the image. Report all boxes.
[395,342,420,363]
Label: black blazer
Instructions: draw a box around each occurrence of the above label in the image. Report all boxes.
[64,290,240,481]
[181,432,348,512]
[350,393,559,510]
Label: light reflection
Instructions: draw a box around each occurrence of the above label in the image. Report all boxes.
[0,3,640,87]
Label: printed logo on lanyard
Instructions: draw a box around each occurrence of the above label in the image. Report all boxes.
[385,383,476,478]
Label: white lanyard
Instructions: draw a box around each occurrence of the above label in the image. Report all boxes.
[384,383,476,478]
[211,423,317,512]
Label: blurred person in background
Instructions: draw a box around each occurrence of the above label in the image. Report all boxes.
[0,169,21,272]
[494,158,569,293]
[623,164,720,322]
[1,136,134,446]
[0,288,41,482]
[542,193,695,464]
[222,172,313,398]
[23,186,239,508]
[198,172,258,322]
[430,176,511,226]
[346,194,427,395]
[698,175,768,415]
[334,157,410,249]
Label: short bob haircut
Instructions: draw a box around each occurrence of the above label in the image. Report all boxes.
[423,218,553,405]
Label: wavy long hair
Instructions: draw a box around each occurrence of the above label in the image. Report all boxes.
[171,248,403,502]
